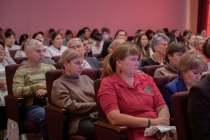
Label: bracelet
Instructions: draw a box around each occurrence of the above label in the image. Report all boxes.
[147,118,151,128]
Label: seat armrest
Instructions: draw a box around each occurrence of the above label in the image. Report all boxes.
[170,118,175,124]
[44,105,69,115]
[5,94,24,103]
[96,121,127,132]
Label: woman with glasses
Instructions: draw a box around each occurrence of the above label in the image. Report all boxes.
[142,33,170,66]
[51,48,97,140]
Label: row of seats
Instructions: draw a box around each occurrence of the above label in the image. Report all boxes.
[4,64,191,139]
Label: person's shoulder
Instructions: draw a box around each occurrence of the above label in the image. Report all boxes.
[42,63,56,70]
[80,75,93,82]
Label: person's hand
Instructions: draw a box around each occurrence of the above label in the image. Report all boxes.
[39,83,46,89]
[36,89,47,99]
[152,117,169,126]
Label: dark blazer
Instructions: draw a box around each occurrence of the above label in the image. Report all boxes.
[188,74,210,140]
[84,57,100,70]
[163,78,188,117]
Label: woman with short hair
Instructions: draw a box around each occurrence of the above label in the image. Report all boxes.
[163,50,208,117]
[51,49,97,140]
[154,42,186,76]
[142,33,170,66]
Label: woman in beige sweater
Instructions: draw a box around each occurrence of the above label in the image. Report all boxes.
[51,48,97,140]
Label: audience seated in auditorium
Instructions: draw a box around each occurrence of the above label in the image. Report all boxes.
[0,41,16,140]
[202,38,210,74]
[199,29,207,39]
[65,30,73,45]
[182,30,192,46]
[51,49,97,140]
[188,69,210,140]
[163,50,207,117]
[90,29,99,39]
[98,42,169,140]
[57,29,67,46]
[166,32,176,43]
[4,29,20,57]
[32,31,48,48]
[171,29,181,42]
[97,39,113,61]
[142,33,170,66]
[114,30,127,41]
[43,28,55,46]
[67,38,100,69]
[194,35,205,54]
[81,27,92,42]
[154,42,186,76]
[91,33,103,55]
[78,36,93,57]
[13,39,56,140]
[45,32,67,58]
[134,34,154,59]
[185,33,196,51]
[14,34,29,58]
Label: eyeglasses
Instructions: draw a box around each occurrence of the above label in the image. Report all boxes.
[35,49,46,53]
[158,43,168,47]
[69,45,82,49]
[71,61,86,68]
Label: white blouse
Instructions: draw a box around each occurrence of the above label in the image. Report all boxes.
[45,45,67,58]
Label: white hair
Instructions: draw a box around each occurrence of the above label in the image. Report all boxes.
[24,39,43,51]
[67,38,83,48]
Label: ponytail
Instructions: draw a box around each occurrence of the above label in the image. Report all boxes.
[101,54,114,78]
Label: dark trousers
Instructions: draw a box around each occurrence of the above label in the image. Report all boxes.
[76,118,96,140]
[23,105,50,140]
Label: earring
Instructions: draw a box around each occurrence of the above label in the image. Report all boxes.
[119,69,122,73]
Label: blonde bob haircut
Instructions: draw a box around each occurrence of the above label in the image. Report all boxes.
[101,42,140,78]
[59,48,83,69]
[178,50,208,79]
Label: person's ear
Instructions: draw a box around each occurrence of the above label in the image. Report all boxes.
[63,62,68,69]
[116,59,122,67]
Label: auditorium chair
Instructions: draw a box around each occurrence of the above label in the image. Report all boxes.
[93,79,127,140]
[45,69,101,140]
[171,91,192,140]
[5,64,41,135]
[153,75,178,94]
[142,65,163,77]
[51,55,60,64]
[8,50,19,59]
[14,57,28,64]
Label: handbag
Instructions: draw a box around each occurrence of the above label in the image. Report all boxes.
[6,119,19,140]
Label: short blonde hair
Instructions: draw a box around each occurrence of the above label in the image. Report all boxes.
[178,50,208,78]
[59,48,83,69]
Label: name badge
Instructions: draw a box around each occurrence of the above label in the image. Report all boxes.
[144,86,153,94]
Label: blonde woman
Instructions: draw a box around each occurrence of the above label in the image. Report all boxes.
[51,49,97,140]
[163,50,208,117]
